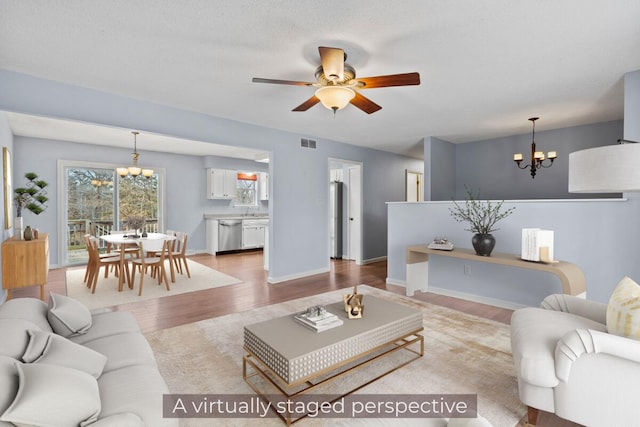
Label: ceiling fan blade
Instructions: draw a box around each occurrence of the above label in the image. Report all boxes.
[292,96,320,112]
[355,72,421,89]
[252,77,315,86]
[319,46,345,82]
[350,92,382,114]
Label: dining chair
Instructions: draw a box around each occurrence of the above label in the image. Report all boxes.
[86,237,128,294]
[130,239,170,296]
[170,232,191,278]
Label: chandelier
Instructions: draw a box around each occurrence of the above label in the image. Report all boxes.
[116,131,153,178]
[513,117,557,179]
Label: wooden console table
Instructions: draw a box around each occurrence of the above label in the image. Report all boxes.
[2,233,49,300]
[406,244,586,297]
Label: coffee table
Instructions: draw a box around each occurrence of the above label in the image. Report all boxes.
[243,295,424,425]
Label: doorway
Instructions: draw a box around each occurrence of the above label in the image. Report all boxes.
[328,159,363,265]
[405,170,424,202]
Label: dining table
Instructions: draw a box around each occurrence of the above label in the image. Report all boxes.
[99,232,177,292]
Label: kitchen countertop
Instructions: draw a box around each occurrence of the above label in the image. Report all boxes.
[204,214,268,220]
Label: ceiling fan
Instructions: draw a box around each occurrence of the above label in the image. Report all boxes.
[252,46,420,114]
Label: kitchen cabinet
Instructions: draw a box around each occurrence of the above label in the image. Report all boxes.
[259,172,269,201]
[242,219,267,249]
[2,233,49,300]
[207,169,237,199]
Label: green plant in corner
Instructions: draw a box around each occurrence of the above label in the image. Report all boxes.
[449,187,515,234]
[14,172,49,217]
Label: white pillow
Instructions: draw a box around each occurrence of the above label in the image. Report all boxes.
[47,292,92,337]
[22,330,107,378]
[0,363,101,426]
[607,276,640,340]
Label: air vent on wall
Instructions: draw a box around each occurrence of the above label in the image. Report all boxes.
[300,138,316,149]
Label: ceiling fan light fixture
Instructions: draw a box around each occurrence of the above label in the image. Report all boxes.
[315,86,355,112]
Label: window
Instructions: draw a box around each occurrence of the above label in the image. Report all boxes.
[59,161,164,266]
[236,172,257,206]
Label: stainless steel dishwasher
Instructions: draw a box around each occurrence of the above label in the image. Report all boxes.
[218,219,242,252]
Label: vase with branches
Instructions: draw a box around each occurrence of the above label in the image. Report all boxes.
[449,187,515,256]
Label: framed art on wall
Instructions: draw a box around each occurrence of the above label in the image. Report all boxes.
[3,146,13,230]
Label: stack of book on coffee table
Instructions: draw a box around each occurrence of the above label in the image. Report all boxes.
[294,310,343,332]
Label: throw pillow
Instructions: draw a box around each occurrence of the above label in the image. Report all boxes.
[0,319,37,359]
[0,363,101,426]
[607,276,640,340]
[47,292,92,337]
[22,330,107,378]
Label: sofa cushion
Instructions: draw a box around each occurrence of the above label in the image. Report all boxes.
[69,311,141,346]
[22,330,107,378]
[0,298,52,332]
[607,276,640,340]
[47,292,92,337]
[83,332,157,373]
[510,307,607,388]
[88,412,145,427]
[0,319,38,359]
[98,364,172,426]
[0,363,101,427]
[0,356,20,417]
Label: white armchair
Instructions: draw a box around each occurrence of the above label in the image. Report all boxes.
[510,294,640,426]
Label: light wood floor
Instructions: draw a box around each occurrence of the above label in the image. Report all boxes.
[8,251,580,427]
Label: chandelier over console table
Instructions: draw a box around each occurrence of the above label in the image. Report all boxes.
[513,117,557,179]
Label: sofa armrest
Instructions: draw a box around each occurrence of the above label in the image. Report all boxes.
[541,294,607,325]
[555,328,640,382]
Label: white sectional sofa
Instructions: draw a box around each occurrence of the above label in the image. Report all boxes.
[0,293,177,426]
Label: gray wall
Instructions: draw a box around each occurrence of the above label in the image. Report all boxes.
[424,120,623,201]
[0,113,14,303]
[425,136,456,201]
[625,71,640,142]
[0,70,422,282]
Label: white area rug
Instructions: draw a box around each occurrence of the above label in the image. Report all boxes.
[146,286,525,427]
[65,259,242,310]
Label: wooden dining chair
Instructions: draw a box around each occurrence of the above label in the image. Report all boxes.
[86,237,127,294]
[130,239,170,296]
[170,232,190,278]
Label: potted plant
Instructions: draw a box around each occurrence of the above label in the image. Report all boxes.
[14,172,48,240]
[449,187,515,256]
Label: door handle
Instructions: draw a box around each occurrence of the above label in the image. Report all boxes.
[350,218,354,221]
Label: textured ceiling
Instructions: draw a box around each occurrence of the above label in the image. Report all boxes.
[1,0,640,159]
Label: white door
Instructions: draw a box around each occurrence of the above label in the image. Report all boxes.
[347,165,362,263]
[406,170,424,202]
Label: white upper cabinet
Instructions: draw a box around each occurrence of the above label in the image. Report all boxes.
[207,169,237,199]
[259,172,269,201]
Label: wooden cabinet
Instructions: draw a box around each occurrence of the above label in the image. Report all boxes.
[207,169,237,199]
[2,233,49,300]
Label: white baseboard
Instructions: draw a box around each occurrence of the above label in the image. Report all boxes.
[384,278,525,310]
[427,286,527,310]
[268,267,330,284]
[362,256,387,265]
[385,277,406,287]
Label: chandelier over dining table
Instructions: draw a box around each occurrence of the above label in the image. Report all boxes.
[116,131,153,178]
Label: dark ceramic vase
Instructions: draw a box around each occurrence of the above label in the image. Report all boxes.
[472,233,495,256]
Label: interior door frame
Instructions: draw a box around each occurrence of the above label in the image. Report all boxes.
[328,158,363,265]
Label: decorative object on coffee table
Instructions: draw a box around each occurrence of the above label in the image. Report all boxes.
[343,285,364,319]
[449,187,515,257]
